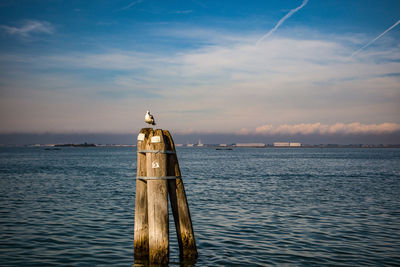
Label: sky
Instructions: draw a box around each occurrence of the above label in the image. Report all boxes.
[0,0,400,144]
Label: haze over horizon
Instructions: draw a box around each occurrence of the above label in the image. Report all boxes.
[1,0,399,144]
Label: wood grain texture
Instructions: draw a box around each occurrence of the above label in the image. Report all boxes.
[134,128,151,259]
[146,129,169,264]
[164,130,198,259]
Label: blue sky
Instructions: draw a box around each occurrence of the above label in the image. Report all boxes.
[0,0,400,141]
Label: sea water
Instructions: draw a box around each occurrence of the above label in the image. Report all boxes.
[1,147,400,266]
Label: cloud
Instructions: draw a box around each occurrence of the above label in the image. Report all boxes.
[0,20,54,37]
[1,27,399,133]
[256,0,308,45]
[351,19,400,57]
[171,10,193,14]
[238,123,400,136]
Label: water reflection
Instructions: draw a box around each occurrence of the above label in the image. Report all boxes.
[133,257,197,267]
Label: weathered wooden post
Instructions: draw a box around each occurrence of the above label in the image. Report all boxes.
[146,129,169,264]
[134,128,197,264]
[134,128,150,259]
[164,130,198,259]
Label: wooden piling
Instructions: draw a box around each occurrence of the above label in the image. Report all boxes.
[146,129,169,264]
[134,128,151,259]
[164,130,198,259]
[134,128,197,264]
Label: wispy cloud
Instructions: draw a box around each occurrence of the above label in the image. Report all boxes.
[191,0,207,9]
[239,123,400,135]
[256,0,308,45]
[0,20,54,37]
[121,0,144,10]
[171,10,193,14]
[351,19,400,57]
[1,28,399,133]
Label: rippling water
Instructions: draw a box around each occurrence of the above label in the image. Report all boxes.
[1,147,400,266]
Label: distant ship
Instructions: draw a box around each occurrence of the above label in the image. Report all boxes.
[186,143,194,147]
[197,140,204,147]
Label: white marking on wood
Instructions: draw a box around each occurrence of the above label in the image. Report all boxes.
[137,133,145,141]
[151,136,161,143]
[152,161,160,169]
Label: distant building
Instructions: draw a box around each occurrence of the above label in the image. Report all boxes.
[289,142,301,147]
[274,142,290,147]
[235,143,265,147]
[273,142,301,147]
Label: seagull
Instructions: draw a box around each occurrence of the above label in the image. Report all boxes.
[144,110,156,126]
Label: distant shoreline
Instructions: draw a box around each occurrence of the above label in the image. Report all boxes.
[1,144,400,148]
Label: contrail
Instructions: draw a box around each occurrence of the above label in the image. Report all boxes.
[351,19,400,57]
[122,0,144,10]
[256,0,309,45]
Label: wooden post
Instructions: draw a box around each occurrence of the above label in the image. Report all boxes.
[134,128,197,264]
[146,129,169,264]
[164,130,198,259]
[134,128,151,259]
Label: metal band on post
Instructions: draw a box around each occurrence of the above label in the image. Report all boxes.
[137,150,176,154]
[137,175,182,180]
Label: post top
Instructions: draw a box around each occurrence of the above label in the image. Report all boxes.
[137,128,174,150]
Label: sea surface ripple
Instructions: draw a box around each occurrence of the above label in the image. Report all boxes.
[1,147,400,266]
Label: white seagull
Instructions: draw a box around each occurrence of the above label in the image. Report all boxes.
[144,110,156,126]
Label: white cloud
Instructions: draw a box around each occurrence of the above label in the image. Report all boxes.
[172,10,193,14]
[1,28,399,133]
[238,122,400,135]
[0,20,54,37]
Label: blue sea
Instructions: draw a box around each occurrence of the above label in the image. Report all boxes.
[1,147,400,266]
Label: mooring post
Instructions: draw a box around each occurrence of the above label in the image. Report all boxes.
[134,128,151,259]
[164,130,198,259]
[146,129,169,264]
[134,128,197,264]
